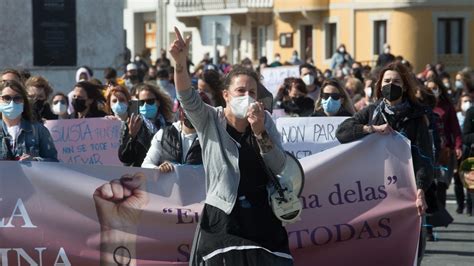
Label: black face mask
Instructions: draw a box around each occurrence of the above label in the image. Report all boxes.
[72,99,87,113]
[292,96,306,105]
[381,84,403,101]
[183,117,194,129]
[32,99,45,113]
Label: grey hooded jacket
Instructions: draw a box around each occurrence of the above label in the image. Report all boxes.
[177,88,286,214]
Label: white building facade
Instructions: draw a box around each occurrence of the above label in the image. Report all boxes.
[124,0,275,67]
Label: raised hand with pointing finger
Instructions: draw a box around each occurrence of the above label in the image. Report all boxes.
[169,27,191,69]
[170,27,192,93]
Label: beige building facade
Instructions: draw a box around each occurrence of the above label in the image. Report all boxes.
[273,0,474,72]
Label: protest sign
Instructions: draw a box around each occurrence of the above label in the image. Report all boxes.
[45,118,123,166]
[277,116,349,158]
[0,134,419,265]
[261,65,299,96]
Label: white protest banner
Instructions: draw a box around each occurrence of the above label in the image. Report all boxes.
[261,65,300,96]
[277,116,349,159]
[45,118,123,165]
[0,134,420,265]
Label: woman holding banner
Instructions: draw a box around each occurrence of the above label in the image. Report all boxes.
[336,62,433,265]
[141,92,211,172]
[0,80,58,161]
[170,27,293,265]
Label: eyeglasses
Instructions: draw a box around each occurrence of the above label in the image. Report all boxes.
[53,99,66,105]
[321,93,342,100]
[0,94,24,104]
[139,99,156,106]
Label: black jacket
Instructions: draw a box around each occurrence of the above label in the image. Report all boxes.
[71,107,107,118]
[336,100,434,191]
[33,102,57,121]
[277,97,315,117]
[159,125,202,165]
[119,121,163,167]
[462,106,474,158]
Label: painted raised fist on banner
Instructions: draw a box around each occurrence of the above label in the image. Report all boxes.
[93,172,149,230]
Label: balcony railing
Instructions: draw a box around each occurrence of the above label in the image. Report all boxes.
[175,0,273,13]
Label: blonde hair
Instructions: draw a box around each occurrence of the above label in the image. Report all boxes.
[25,76,54,98]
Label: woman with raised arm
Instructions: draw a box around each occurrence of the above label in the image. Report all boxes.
[170,27,293,266]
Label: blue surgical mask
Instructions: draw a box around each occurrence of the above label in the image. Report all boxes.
[139,102,158,119]
[0,101,24,120]
[157,79,169,88]
[321,97,341,114]
[112,102,128,116]
[455,80,464,90]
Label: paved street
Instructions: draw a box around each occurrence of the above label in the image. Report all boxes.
[422,190,474,266]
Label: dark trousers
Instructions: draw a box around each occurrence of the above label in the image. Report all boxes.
[468,191,474,214]
[418,218,426,266]
[454,172,473,213]
[436,182,448,208]
[454,172,465,208]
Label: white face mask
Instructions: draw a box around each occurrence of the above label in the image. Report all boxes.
[342,67,349,76]
[462,101,472,112]
[52,102,67,115]
[338,48,345,53]
[432,88,440,98]
[364,87,372,98]
[302,74,315,86]
[229,94,255,119]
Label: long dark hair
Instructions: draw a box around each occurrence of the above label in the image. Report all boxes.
[375,62,420,104]
[200,69,225,107]
[426,76,451,104]
[0,80,33,121]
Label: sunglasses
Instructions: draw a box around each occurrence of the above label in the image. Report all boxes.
[0,94,24,104]
[138,99,156,106]
[321,93,342,100]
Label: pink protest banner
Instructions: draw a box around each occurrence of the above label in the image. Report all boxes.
[44,118,123,166]
[289,133,420,265]
[0,134,419,265]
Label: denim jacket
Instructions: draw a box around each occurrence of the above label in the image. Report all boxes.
[0,119,58,162]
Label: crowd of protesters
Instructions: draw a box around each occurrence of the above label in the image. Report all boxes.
[1,41,474,265]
